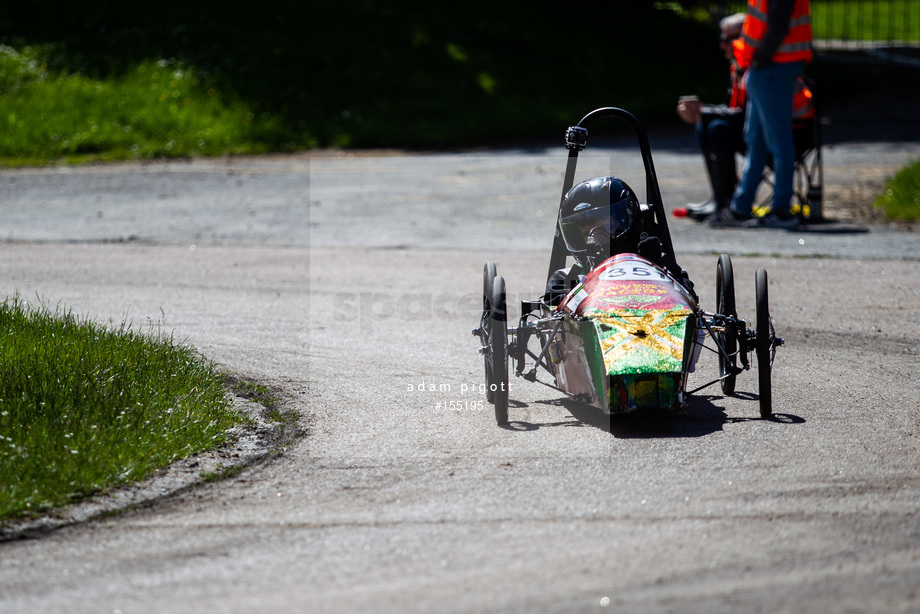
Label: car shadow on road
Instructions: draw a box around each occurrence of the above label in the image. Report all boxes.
[503,394,805,437]
[605,395,729,439]
[501,398,598,432]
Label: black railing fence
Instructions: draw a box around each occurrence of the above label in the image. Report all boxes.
[708,0,920,47]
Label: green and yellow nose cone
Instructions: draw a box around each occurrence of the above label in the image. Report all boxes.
[589,306,692,412]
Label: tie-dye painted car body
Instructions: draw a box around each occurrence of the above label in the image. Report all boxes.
[551,254,699,413]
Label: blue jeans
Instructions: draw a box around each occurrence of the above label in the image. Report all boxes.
[731,61,803,217]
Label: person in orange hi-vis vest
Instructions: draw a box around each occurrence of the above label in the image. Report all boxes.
[707,0,813,230]
[676,13,748,220]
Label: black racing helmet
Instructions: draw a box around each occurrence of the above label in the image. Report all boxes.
[558,176,641,269]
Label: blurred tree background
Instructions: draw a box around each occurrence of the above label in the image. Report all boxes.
[0,1,730,151]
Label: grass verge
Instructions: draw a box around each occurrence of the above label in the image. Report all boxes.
[0,297,244,521]
[0,47,285,164]
[875,158,920,221]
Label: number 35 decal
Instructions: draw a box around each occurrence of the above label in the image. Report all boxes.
[599,264,668,282]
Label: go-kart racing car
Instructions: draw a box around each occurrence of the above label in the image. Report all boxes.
[473,107,783,425]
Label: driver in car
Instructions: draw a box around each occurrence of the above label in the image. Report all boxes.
[544,176,690,305]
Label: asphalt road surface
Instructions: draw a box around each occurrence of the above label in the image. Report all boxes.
[1,132,919,612]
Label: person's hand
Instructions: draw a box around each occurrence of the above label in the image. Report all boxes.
[677,96,702,124]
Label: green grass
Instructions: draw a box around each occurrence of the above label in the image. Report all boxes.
[0,47,290,164]
[813,0,920,42]
[0,298,244,521]
[717,0,920,41]
[875,158,920,221]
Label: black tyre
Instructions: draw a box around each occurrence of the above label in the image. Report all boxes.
[483,262,496,312]
[490,275,509,424]
[716,254,738,395]
[482,262,497,402]
[755,268,773,418]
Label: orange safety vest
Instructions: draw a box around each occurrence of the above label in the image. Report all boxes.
[730,40,748,108]
[793,77,815,120]
[729,68,747,109]
[738,0,813,66]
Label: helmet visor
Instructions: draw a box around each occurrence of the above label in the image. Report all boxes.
[560,200,635,254]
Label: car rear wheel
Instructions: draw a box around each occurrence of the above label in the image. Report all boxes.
[755,268,773,418]
[716,254,738,395]
[482,262,497,402]
[490,275,509,425]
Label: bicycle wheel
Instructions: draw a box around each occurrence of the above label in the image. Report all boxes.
[490,275,509,424]
[755,268,772,418]
[716,254,738,395]
[482,262,497,402]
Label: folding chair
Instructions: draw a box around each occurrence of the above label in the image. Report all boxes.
[790,100,824,220]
